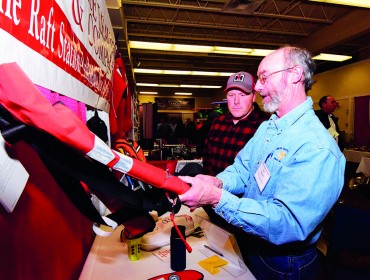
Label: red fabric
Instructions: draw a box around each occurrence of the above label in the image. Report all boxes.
[115,93,127,137]
[112,58,127,111]
[110,58,133,142]
[109,107,118,135]
[148,160,171,171]
[0,142,94,280]
[107,150,121,168]
[122,87,133,134]
[110,58,128,136]
[128,160,190,195]
[0,63,95,154]
[148,270,204,280]
[116,138,146,162]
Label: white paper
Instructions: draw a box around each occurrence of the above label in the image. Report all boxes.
[152,246,171,262]
[0,135,29,212]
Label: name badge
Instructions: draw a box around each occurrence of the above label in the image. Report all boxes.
[254,162,271,192]
[328,127,339,138]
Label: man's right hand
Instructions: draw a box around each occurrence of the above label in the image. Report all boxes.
[177,175,223,211]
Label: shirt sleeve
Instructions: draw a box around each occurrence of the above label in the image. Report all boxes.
[214,146,345,245]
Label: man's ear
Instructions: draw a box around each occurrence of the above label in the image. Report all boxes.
[252,92,257,102]
[291,65,304,84]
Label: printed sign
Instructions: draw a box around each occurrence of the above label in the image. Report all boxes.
[0,0,115,111]
[155,98,195,110]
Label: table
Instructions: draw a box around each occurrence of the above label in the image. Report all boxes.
[356,157,370,176]
[343,149,370,163]
[79,208,256,280]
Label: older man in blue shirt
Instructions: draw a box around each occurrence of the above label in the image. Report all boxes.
[179,46,345,280]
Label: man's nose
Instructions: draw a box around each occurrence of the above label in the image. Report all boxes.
[254,80,263,93]
[234,94,240,104]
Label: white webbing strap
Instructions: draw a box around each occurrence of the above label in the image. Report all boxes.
[92,216,119,236]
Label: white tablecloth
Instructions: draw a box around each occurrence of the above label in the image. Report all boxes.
[343,149,370,163]
[79,208,255,280]
[357,157,370,176]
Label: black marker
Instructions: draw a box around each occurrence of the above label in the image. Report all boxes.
[204,245,224,257]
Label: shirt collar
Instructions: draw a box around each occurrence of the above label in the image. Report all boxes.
[269,96,313,131]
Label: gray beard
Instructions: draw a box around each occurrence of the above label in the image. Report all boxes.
[263,93,280,113]
[262,77,287,113]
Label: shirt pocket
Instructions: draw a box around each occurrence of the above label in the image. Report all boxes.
[265,157,283,175]
[258,157,283,196]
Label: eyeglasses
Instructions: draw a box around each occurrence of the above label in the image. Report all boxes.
[258,67,295,85]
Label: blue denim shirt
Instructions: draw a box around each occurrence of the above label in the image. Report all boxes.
[216,97,345,245]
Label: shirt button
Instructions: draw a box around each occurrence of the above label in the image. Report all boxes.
[256,161,260,164]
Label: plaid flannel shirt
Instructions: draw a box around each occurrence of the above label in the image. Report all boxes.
[203,109,269,176]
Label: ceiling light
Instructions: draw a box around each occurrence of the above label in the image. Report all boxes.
[192,71,232,76]
[313,53,352,62]
[130,41,172,51]
[174,44,213,53]
[174,92,193,96]
[199,85,222,89]
[134,68,233,77]
[308,0,370,8]
[164,70,191,75]
[140,91,158,95]
[137,83,222,89]
[137,83,159,87]
[213,47,274,57]
[130,41,353,62]
[105,0,121,9]
[134,69,163,74]
[129,41,274,57]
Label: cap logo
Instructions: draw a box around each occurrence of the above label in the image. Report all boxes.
[233,73,245,83]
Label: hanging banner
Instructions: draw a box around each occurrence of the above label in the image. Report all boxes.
[0,0,115,112]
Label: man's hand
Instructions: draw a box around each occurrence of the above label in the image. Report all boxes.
[178,175,222,211]
[191,174,224,188]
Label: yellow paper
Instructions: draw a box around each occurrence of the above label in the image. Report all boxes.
[198,255,228,274]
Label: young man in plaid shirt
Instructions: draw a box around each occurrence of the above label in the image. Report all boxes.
[202,71,269,176]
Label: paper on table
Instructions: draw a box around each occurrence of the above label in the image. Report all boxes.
[0,134,29,212]
[198,255,228,274]
[152,246,171,262]
[199,248,246,277]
